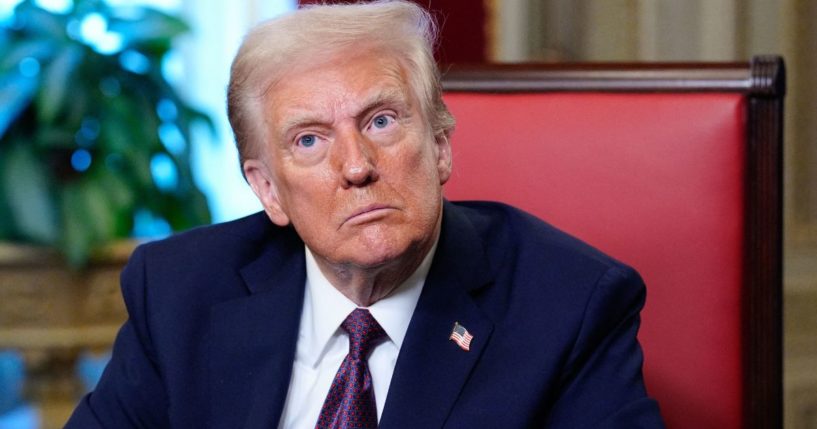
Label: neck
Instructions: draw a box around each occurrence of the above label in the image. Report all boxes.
[312,224,440,307]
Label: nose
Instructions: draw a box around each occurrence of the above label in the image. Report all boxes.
[334,129,379,188]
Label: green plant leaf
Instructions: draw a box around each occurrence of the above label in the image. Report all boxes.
[0,38,58,72]
[1,0,213,262]
[60,179,117,267]
[12,1,67,40]
[100,94,157,146]
[34,126,74,149]
[186,188,211,225]
[124,149,155,190]
[0,175,14,239]
[61,187,93,267]
[92,166,136,237]
[0,143,58,243]
[93,166,135,212]
[98,97,133,152]
[98,98,156,189]
[160,187,210,231]
[64,82,90,129]
[36,44,83,124]
[0,72,38,138]
[81,180,116,240]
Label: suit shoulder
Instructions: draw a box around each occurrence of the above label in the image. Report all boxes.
[448,200,632,276]
[445,201,648,369]
[121,211,299,306]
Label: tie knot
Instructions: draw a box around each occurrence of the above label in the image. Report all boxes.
[341,308,386,360]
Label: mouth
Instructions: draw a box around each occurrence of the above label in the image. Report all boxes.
[343,204,395,226]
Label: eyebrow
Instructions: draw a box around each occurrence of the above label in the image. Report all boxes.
[277,86,411,138]
[355,88,411,122]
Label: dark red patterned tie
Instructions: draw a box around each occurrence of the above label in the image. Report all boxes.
[316,308,386,429]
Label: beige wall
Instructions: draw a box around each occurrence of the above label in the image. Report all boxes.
[490,0,817,427]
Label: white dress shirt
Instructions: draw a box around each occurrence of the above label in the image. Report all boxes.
[277,241,437,429]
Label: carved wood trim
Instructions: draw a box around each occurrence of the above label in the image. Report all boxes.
[744,55,785,429]
[0,241,133,428]
[442,59,785,95]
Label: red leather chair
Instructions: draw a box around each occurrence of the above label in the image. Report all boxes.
[441,57,784,429]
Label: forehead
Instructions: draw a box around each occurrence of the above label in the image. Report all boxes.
[262,51,413,128]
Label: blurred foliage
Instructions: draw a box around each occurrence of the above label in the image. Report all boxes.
[0,0,212,267]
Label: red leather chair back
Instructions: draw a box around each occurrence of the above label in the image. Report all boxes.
[441,59,784,429]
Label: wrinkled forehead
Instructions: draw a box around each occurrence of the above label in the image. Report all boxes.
[265,45,410,95]
[261,49,421,128]
[268,51,408,102]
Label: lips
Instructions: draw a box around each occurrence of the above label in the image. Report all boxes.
[344,203,394,225]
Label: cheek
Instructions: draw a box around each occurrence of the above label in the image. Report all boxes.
[392,137,440,178]
[393,143,444,214]
[410,147,444,188]
[293,184,334,216]
[274,169,334,219]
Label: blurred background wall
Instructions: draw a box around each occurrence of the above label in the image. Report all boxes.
[0,0,814,428]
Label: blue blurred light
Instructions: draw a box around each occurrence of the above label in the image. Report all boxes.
[119,49,151,74]
[156,98,178,122]
[161,51,183,86]
[34,0,71,14]
[80,117,101,140]
[79,12,106,41]
[70,149,92,172]
[18,57,40,77]
[0,403,39,428]
[76,352,110,392]
[0,350,24,414]
[132,209,171,238]
[94,32,124,54]
[150,153,178,190]
[78,12,122,54]
[0,1,22,24]
[66,17,81,39]
[158,123,185,155]
[75,117,101,147]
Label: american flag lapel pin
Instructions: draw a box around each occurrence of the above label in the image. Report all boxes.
[449,321,473,351]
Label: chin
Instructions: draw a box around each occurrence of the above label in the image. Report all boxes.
[344,232,418,269]
[349,244,407,269]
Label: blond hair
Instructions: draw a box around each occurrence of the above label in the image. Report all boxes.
[227,0,455,170]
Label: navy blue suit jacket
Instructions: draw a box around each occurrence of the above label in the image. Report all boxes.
[66,201,664,428]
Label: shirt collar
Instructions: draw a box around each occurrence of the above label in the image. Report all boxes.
[298,239,438,368]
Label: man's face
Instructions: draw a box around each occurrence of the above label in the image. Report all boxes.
[244,51,452,270]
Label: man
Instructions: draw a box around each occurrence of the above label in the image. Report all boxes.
[67,1,664,428]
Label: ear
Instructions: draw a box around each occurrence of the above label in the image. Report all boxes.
[435,133,453,185]
[243,159,291,226]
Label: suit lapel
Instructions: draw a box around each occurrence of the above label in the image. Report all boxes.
[209,226,306,429]
[380,202,495,428]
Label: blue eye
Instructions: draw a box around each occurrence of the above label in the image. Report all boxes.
[372,115,392,129]
[298,135,316,147]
